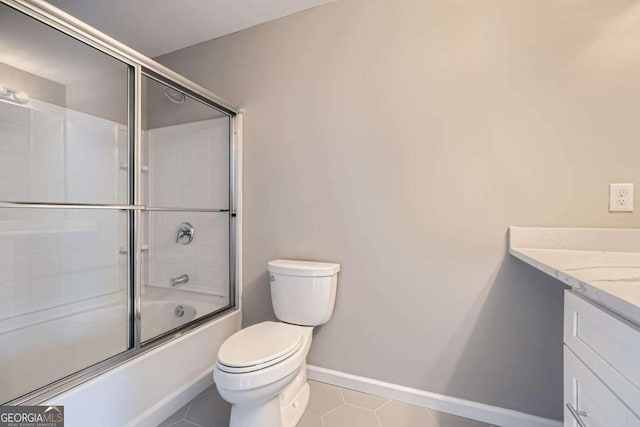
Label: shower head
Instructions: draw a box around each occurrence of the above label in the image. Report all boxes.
[164,86,185,104]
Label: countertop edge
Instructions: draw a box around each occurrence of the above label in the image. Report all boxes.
[509,246,640,327]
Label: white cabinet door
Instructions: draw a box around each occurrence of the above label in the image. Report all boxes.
[565,347,640,426]
[564,291,640,412]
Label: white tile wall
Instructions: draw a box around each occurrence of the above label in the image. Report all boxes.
[147,118,229,209]
[146,211,229,295]
[0,99,128,321]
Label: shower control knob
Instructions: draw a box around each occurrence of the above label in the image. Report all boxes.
[176,222,194,244]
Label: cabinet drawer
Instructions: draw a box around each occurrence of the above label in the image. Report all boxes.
[564,290,640,412]
[565,347,640,426]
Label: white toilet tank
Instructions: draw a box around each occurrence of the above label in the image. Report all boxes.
[267,259,340,326]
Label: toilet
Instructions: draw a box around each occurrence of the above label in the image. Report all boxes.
[214,259,340,427]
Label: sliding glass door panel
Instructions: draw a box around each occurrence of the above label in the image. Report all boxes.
[0,207,129,403]
[0,3,131,205]
[142,74,230,210]
[0,3,133,404]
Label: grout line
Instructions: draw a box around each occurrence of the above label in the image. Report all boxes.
[200,385,217,397]
[339,384,390,411]
[181,401,194,424]
[344,402,384,412]
[372,399,392,411]
[322,402,345,418]
[424,407,442,427]
[375,400,392,412]
[165,401,193,427]
[374,399,390,427]
[373,410,383,427]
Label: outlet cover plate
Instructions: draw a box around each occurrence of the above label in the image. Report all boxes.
[609,183,634,212]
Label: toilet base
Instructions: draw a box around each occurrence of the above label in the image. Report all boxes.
[229,394,282,427]
[226,366,310,427]
[280,366,309,427]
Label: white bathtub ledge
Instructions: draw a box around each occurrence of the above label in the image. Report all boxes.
[509,226,640,326]
[46,309,241,427]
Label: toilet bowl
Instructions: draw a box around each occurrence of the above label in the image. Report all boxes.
[213,260,340,427]
[214,322,313,427]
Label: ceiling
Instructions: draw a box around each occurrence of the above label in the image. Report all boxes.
[46,0,335,58]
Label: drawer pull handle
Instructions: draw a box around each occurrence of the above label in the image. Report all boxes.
[566,403,587,427]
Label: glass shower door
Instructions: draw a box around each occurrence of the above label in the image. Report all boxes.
[0,0,236,405]
[140,74,232,342]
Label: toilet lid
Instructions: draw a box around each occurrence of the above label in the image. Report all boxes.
[218,321,304,368]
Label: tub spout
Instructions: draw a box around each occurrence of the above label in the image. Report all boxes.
[171,274,189,287]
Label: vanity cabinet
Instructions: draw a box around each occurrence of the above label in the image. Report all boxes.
[563,291,640,426]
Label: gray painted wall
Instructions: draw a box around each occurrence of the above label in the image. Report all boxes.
[0,62,65,106]
[65,65,129,125]
[157,0,640,420]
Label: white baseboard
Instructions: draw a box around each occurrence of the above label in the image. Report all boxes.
[128,368,214,427]
[306,365,562,427]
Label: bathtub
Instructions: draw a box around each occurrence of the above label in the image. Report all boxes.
[141,300,197,341]
[47,305,240,427]
[0,293,236,416]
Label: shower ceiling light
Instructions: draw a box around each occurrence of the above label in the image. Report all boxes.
[164,86,185,104]
[0,87,29,105]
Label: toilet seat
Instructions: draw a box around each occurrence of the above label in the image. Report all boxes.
[214,324,313,393]
[217,321,304,374]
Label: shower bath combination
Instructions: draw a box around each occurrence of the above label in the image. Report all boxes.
[0,0,240,412]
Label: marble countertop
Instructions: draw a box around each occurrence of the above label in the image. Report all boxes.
[509,227,640,326]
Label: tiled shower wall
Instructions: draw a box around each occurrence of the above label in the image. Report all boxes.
[0,100,128,321]
[146,118,229,296]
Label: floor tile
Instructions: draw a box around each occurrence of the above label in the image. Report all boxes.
[199,385,219,397]
[160,380,493,427]
[323,404,379,427]
[429,410,492,427]
[342,388,389,410]
[297,412,323,427]
[183,385,231,427]
[376,401,437,427]
[157,401,191,427]
[306,380,344,416]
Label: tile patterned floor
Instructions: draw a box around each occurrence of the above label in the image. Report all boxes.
[157,380,495,427]
[157,384,230,427]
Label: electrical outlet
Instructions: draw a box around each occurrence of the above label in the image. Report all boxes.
[609,183,634,212]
